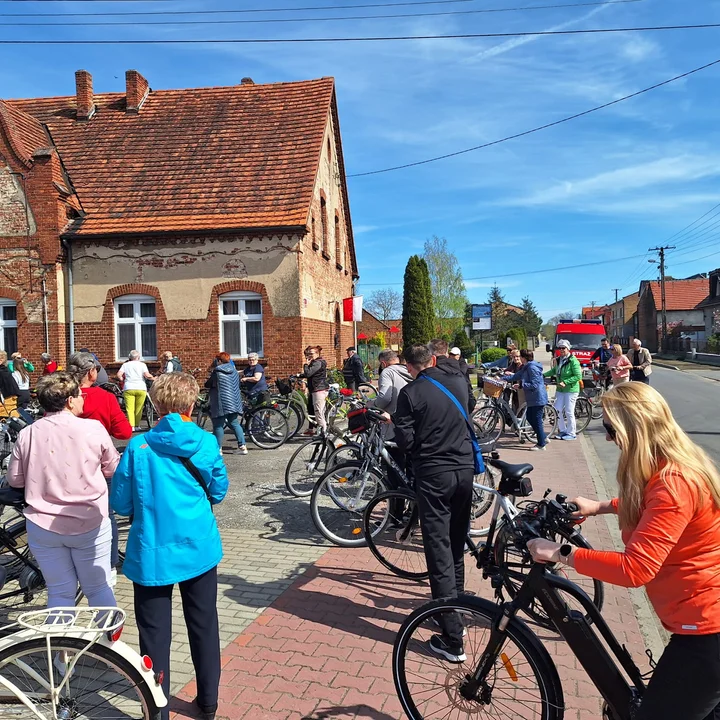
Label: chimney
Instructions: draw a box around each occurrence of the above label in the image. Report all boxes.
[75,70,95,121]
[240,77,255,85]
[126,70,150,113]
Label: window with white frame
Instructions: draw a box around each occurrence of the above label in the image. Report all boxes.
[0,299,18,355]
[219,291,263,358]
[114,294,157,360]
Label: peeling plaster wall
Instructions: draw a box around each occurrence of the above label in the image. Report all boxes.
[0,162,37,236]
[71,234,302,323]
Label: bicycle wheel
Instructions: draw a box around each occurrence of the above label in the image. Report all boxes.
[274,398,302,440]
[588,389,604,420]
[143,400,156,430]
[494,520,604,630]
[325,442,363,470]
[468,464,505,538]
[194,405,210,430]
[357,383,377,401]
[394,596,564,720]
[284,436,335,498]
[574,396,592,434]
[363,489,429,581]
[310,464,388,547]
[517,404,558,445]
[0,636,160,720]
[472,405,503,444]
[246,407,289,449]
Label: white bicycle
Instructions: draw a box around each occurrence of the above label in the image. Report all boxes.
[0,607,166,719]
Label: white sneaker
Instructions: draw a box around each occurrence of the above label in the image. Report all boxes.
[237,445,248,455]
[109,568,117,587]
[530,445,546,451]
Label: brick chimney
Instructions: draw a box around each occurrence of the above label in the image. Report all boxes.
[241,77,255,85]
[75,70,95,121]
[126,70,150,113]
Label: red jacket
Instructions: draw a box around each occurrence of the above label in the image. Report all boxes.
[81,386,132,440]
[575,470,720,635]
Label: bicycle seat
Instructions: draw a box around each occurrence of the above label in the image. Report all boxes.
[487,458,533,479]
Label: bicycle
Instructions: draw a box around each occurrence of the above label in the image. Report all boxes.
[0,606,166,720]
[194,391,289,449]
[363,458,603,629]
[271,376,308,439]
[472,375,558,445]
[100,382,156,431]
[393,494,645,720]
[582,362,610,420]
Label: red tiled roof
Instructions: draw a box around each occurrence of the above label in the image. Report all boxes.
[9,78,335,237]
[0,100,50,166]
[645,279,709,311]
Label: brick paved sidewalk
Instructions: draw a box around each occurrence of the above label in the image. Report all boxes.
[170,438,654,720]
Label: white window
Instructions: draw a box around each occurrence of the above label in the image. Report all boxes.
[219,291,263,358]
[0,299,17,355]
[114,294,157,361]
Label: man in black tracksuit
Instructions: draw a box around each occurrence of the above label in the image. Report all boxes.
[429,338,476,413]
[393,343,474,663]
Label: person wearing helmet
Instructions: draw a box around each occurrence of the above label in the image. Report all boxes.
[543,339,582,440]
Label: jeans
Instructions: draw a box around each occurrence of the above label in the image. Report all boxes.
[525,405,548,447]
[635,632,720,720]
[211,412,246,447]
[554,391,578,437]
[134,566,221,720]
[26,518,116,609]
[124,389,147,427]
[630,369,650,384]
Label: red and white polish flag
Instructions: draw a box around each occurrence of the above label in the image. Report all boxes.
[342,295,363,322]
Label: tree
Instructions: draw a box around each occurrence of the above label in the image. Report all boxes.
[506,327,527,349]
[451,328,474,358]
[366,288,402,321]
[423,235,468,336]
[519,296,542,339]
[402,255,434,347]
[418,257,436,340]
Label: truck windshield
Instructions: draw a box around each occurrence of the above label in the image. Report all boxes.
[556,333,604,351]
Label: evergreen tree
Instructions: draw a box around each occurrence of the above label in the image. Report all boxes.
[519,296,543,340]
[418,257,436,339]
[451,328,474,357]
[402,256,430,347]
[487,284,509,342]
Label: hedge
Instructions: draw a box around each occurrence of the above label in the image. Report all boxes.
[480,347,507,363]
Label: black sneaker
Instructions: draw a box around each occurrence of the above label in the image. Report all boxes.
[195,699,217,720]
[428,634,466,663]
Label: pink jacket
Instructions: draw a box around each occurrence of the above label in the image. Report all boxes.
[607,354,632,380]
[7,411,120,535]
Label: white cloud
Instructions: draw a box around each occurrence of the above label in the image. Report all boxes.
[353,225,380,234]
[465,280,521,289]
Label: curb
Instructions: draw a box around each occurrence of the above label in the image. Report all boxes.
[652,360,680,371]
[579,434,669,658]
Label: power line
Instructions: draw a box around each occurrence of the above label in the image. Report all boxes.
[2,0,471,7]
[349,57,720,177]
[358,252,648,286]
[672,249,720,268]
[0,0,643,25]
[1,21,720,45]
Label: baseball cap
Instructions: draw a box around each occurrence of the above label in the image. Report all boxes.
[449,347,461,356]
[556,340,571,350]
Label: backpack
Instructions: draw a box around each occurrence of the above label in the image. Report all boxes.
[170,357,182,373]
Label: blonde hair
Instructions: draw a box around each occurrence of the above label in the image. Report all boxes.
[612,344,623,357]
[602,383,720,530]
[150,372,199,416]
[0,351,7,364]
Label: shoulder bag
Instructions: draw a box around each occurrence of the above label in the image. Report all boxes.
[419,375,485,475]
[179,456,213,510]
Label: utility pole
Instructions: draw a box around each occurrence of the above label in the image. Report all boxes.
[612,288,620,304]
[648,246,675,351]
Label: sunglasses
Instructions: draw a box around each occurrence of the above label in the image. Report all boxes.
[603,421,617,440]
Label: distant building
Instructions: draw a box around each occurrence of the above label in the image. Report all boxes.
[581,305,611,329]
[698,268,720,341]
[608,293,639,346]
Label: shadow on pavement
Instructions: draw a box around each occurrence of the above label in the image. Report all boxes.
[303,706,397,719]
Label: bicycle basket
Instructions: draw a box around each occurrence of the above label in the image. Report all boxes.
[347,408,370,434]
[276,378,292,396]
[483,379,504,398]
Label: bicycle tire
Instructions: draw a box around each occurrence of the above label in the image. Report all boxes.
[0,636,161,720]
[356,382,377,401]
[144,400,156,430]
[472,405,503,444]
[363,489,428,581]
[495,520,604,630]
[574,396,593,434]
[274,398,302,440]
[310,463,388,547]
[194,406,210,430]
[284,436,335,498]
[393,595,564,720]
[246,407,289,449]
[325,442,363,471]
[468,465,507,538]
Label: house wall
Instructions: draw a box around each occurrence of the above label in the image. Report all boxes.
[637,290,658,351]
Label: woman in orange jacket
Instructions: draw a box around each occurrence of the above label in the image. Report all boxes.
[528,382,720,720]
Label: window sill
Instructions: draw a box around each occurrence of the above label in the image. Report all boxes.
[322,251,331,261]
[336,263,343,271]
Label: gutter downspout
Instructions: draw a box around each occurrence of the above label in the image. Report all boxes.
[61,237,75,354]
[41,274,49,353]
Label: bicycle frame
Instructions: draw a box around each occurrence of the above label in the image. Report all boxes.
[466,563,645,720]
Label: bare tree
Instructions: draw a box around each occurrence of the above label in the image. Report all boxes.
[423,235,467,336]
[366,288,402,321]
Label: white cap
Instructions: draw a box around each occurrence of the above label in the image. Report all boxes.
[556,339,571,349]
[449,347,461,356]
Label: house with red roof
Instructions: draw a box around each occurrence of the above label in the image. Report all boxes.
[636,277,710,352]
[0,70,357,375]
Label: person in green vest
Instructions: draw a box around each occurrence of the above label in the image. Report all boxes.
[543,339,582,440]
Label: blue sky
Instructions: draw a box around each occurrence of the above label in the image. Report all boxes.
[3,0,720,320]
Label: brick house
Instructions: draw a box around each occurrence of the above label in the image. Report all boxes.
[608,292,639,346]
[0,70,358,377]
[636,278,709,352]
[699,268,720,342]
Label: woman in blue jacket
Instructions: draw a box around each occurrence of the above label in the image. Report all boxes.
[503,349,549,450]
[111,372,228,720]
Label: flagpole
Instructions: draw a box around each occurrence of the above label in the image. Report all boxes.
[352,279,358,347]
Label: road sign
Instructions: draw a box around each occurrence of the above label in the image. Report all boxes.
[471,304,492,331]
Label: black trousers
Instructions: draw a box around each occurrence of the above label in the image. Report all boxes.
[636,632,720,720]
[630,369,650,384]
[134,566,221,719]
[416,468,474,646]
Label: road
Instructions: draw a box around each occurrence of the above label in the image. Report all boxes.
[587,366,720,499]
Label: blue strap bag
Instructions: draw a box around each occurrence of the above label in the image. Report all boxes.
[419,375,485,475]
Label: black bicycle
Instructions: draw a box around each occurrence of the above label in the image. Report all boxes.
[393,494,646,720]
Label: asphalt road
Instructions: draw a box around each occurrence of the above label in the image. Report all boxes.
[587,366,720,499]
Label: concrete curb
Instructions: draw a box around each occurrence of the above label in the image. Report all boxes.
[579,433,669,658]
[652,360,680,371]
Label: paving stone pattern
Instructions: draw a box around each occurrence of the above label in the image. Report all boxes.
[171,438,653,720]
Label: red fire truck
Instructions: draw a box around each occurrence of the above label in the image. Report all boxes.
[547,318,606,364]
